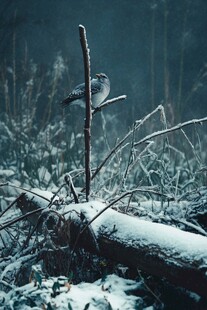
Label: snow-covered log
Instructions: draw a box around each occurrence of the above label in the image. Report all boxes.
[16,192,207,298]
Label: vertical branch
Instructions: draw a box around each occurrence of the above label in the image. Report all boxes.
[79,25,92,201]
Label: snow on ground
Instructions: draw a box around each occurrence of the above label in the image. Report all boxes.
[1,274,144,309]
[31,188,59,201]
[0,169,16,178]
[2,190,207,308]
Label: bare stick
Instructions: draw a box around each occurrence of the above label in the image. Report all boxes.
[79,25,91,202]
[92,95,127,116]
[134,116,207,147]
[0,206,44,231]
[0,196,20,218]
[64,174,79,203]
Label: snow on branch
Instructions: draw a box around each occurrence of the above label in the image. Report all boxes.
[134,116,207,147]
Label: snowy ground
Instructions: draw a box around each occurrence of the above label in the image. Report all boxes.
[0,273,147,310]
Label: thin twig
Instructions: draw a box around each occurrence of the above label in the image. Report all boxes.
[80,188,173,235]
[134,116,207,147]
[0,182,50,202]
[90,105,163,182]
[47,183,66,208]
[137,269,163,305]
[180,128,201,165]
[123,121,136,182]
[65,174,79,203]
[0,206,44,232]
[92,95,127,116]
[171,216,207,237]
[0,196,20,218]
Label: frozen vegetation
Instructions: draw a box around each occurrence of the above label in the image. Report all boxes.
[0,52,207,309]
[1,102,207,309]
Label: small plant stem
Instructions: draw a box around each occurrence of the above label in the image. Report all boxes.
[79,25,92,202]
[134,116,207,147]
[64,174,79,203]
[0,196,20,219]
[0,205,44,232]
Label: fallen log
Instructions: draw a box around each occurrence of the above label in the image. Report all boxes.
[16,192,207,298]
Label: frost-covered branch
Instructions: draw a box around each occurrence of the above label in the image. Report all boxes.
[134,116,207,147]
[91,105,164,181]
[92,95,127,115]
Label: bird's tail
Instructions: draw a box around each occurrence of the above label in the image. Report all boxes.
[60,97,72,108]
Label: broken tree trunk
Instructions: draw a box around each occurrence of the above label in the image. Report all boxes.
[16,192,207,298]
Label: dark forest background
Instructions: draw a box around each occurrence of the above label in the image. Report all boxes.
[1,0,207,129]
[1,3,207,308]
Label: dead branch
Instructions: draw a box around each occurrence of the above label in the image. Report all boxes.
[65,174,79,203]
[90,105,164,181]
[79,25,91,201]
[134,116,207,147]
[92,95,127,116]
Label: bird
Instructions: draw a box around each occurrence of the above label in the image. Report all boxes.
[61,73,110,109]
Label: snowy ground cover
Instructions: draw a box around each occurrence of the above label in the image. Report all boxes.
[0,100,207,308]
[1,274,145,310]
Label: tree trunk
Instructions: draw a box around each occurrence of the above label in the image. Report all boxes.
[16,192,207,298]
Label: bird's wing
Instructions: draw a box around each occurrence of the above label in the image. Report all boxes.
[73,79,102,96]
[61,79,101,108]
[91,79,102,95]
[60,82,85,107]
[68,82,86,100]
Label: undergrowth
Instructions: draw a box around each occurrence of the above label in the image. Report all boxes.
[0,53,207,310]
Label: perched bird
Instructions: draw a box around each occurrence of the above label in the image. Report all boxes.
[61,73,110,109]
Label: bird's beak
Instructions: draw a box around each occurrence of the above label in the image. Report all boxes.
[96,73,101,78]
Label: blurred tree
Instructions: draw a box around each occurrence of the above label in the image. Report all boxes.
[0,0,207,127]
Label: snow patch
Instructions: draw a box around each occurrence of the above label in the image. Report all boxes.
[3,274,143,310]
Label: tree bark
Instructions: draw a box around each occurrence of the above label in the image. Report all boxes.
[16,192,207,298]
